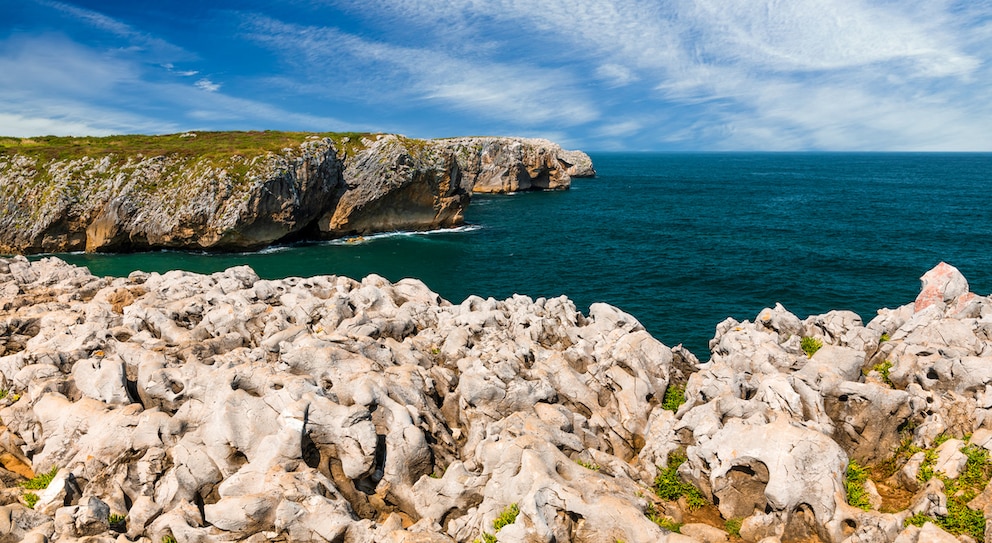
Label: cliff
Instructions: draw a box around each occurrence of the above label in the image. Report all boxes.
[0,259,990,543]
[0,132,595,255]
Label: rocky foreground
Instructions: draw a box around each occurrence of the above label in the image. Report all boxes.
[1,258,991,543]
[0,134,595,254]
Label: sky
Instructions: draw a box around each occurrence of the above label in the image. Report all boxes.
[2,0,991,151]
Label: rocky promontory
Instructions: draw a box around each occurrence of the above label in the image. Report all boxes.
[0,133,594,255]
[2,258,992,543]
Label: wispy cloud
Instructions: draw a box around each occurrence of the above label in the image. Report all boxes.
[241,14,599,128]
[35,0,192,62]
[322,0,992,149]
[194,78,221,92]
[0,32,357,136]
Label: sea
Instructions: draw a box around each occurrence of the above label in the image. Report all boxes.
[49,153,992,359]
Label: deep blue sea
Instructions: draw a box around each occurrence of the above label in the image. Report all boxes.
[50,153,992,358]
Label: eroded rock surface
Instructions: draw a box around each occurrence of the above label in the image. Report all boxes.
[1,259,990,543]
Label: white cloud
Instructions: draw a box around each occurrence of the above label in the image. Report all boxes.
[0,112,119,137]
[595,120,643,138]
[195,78,221,92]
[323,0,992,150]
[37,0,191,62]
[242,15,599,127]
[0,33,358,137]
[595,64,638,87]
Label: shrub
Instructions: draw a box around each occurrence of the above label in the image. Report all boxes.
[845,460,872,510]
[576,459,601,471]
[20,466,58,490]
[800,336,823,357]
[872,360,894,386]
[654,452,708,510]
[23,492,39,508]
[725,517,743,537]
[903,441,991,540]
[662,384,686,412]
[880,333,891,342]
[646,503,681,533]
[492,503,519,532]
[474,503,519,543]
[162,536,178,543]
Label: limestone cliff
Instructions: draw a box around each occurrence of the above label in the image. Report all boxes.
[436,137,596,193]
[0,132,595,254]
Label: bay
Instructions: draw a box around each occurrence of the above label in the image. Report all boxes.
[51,153,992,358]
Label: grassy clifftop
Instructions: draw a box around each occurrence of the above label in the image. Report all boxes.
[0,130,376,162]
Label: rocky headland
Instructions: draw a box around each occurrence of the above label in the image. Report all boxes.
[0,133,595,255]
[1,258,991,543]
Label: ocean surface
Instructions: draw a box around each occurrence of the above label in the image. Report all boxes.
[50,153,992,358]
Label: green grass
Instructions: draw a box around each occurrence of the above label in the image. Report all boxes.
[662,384,686,412]
[654,452,708,510]
[725,517,743,538]
[22,492,39,508]
[871,360,894,386]
[473,503,519,543]
[0,131,375,163]
[492,503,519,532]
[845,460,872,510]
[19,466,58,490]
[576,459,601,471]
[880,333,891,342]
[902,441,991,540]
[646,503,681,533]
[0,389,7,400]
[800,336,823,357]
[109,513,127,530]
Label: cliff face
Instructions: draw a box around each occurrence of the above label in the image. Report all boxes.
[0,133,594,255]
[437,137,596,193]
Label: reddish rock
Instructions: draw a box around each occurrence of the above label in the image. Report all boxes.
[914,262,969,312]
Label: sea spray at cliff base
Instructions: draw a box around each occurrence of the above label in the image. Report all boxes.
[52,152,992,357]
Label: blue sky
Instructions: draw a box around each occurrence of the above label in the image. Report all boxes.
[2,0,991,151]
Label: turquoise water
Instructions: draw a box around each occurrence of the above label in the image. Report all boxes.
[50,153,992,358]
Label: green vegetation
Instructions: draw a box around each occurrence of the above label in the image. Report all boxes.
[800,336,823,357]
[901,441,992,540]
[916,447,940,483]
[646,503,681,533]
[654,452,708,510]
[576,459,601,471]
[492,503,519,532]
[109,513,127,530]
[162,535,178,543]
[20,466,58,490]
[0,131,375,163]
[0,389,6,400]
[880,333,891,342]
[473,503,519,543]
[844,460,872,511]
[868,360,894,387]
[725,517,743,538]
[22,492,39,509]
[661,384,687,412]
